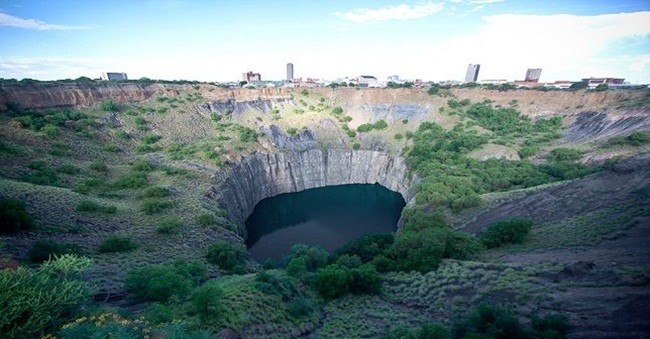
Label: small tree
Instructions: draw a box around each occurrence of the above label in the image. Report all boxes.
[205,240,247,272]
[480,218,532,249]
[0,198,33,234]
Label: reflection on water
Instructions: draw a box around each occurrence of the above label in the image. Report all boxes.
[245,184,405,262]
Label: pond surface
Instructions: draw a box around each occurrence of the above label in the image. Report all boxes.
[245,184,406,262]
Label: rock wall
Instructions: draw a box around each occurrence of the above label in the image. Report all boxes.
[208,149,417,237]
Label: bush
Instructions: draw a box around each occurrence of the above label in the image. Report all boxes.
[0,198,33,234]
[519,145,540,158]
[197,213,216,227]
[89,161,108,172]
[191,281,224,321]
[394,133,403,140]
[316,262,381,300]
[143,186,171,198]
[141,134,161,144]
[132,158,156,172]
[332,107,343,115]
[335,233,394,263]
[549,148,583,162]
[285,244,329,278]
[531,314,572,338]
[205,240,247,272]
[100,100,120,112]
[76,200,117,214]
[443,231,483,260]
[286,127,298,135]
[455,304,524,338]
[288,297,317,318]
[389,228,446,273]
[480,218,533,249]
[356,123,374,132]
[98,235,138,253]
[115,172,148,189]
[157,217,182,234]
[141,199,173,215]
[28,240,83,263]
[352,142,361,150]
[237,126,258,143]
[0,255,91,338]
[125,261,206,302]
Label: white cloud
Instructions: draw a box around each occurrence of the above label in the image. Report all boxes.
[0,12,95,30]
[334,2,444,23]
[420,11,650,83]
[0,57,113,80]
[467,0,505,4]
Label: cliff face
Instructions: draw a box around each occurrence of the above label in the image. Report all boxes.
[208,149,416,237]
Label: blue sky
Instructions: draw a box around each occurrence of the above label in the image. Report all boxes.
[1,0,649,83]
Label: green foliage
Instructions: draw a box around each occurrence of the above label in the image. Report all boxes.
[285,244,329,280]
[332,106,343,115]
[132,158,156,172]
[549,148,583,162]
[316,263,381,300]
[463,102,532,135]
[76,200,117,214]
[237,126,258,143]
[143,186,171,198]
[288,296,317,318]
[100,100,120,112]
[0,255,91,338]
[141,133,161,144]
[191,280,225,321]
[356,119,388,132]
[519,145,540,158]
[98,235,138,253]
[347,129,357,138]
[454,304,524,339]
[531,314,572,338]
[594,83,608,91]
[205,240,247,272]
[141,199,173,214]
[89,160,108,172]
[57,164,80,175]
[569,81,588,90]
[394,133,403,140]
[352,142,361,150]
[427,84,440,95]
[443,231,483,260]
[286,127,298,135]
[389,228,446,273]
[197,213,216,227]
[0,198,33,234]
[606,131,650,147]
[357,123,374,132]
[125,261,206,302]
[115,171,148,189]
[28,240,83,263]
[481,218,533,249]
[23,161,60,186]
[386,322,451,339]
[157,217,183,234]
[335,233,394,263]
[13,108,91,134]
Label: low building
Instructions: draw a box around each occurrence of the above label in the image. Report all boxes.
[478,79,508,85]
[101,72,127,81]
[357,75,377,87]
[582,77,625,89]
[242,71,261,83]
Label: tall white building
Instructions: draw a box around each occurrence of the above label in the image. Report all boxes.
[464,64,480,83]
[286,63,294,81]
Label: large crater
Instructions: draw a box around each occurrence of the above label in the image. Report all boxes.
[209,148,417,237]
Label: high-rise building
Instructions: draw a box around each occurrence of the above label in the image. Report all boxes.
[286,63,294,81]
[242,71,261,83]
[525,68,542,82]
[101,72,127,81]
[464,64,480,83]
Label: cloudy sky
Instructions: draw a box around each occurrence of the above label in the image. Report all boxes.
[1,0,649,83]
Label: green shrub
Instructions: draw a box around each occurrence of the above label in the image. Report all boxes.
[0,198,33,234]
[315,264,352,300]
[141,134,161,144]
[76,200,117,214]
[531,314,572,338]
[23,161,60,186]
[331,107,343,115]
[357,123,374,132]
[389,228,446,273]
[141,199,173,215]
[607,131,650,147]
[0,255,91,338]
[237,126,258,143]
[115,130,129,140]
[254,270,301,300]
[89,161,108,172]
[387,323,451,339]
[132,158,156,172]
[191,280,225,321]
[346,129,356,138]
[480,218,533,249]
[98,235,138,253]
[205,240,247,272]
[57,164,80,175]
[115,172,148,189]
[288,297,317,318]
[157,217,182,234]
[352,142,361,150]
[443,231,483,260]
[549,148,583,162]
[125,261,206,302]
[455,304,524,339]
[335,233,394,263]
[41,123,60,137]
[28,240,83,263]
[286,127,298,136]
[143,186,171,198]
[394,133,403,140]
[102,143,119,153]
[285,244,329,277]
[518,145,540,158]
[197,213,216,227]
[100,100,120,112]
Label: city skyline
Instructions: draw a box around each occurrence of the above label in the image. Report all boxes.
[0,1,649,83]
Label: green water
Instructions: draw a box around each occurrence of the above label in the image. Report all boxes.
[245,184,406,262]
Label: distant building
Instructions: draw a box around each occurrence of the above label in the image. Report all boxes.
[478,79,507,85]
[464,64,480,83]
[525,68,542,82]
[357,75,377,87]
[581,77,625,89]
[242,71,261,83]
[101,72,127,81]
[286,63,294,81]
